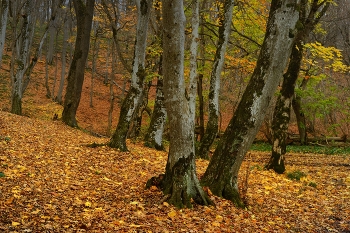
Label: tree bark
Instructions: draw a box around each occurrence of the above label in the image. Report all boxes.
[147,0,211,209]
[56,13,70,104]
[10,0,36,115]
[144,77,167,150]
[62,0,95,127]
[128,81,152,139]
[266,0,330,173]
[201,0,299,207]
[197,0,234,160]
[265,43,302,174]
[188,0,200,137]
[108,0,152,151]
[0,0,9,69]
[197,74,205,140]
[292,77,308,144]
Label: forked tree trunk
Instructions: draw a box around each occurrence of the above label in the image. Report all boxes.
[147,0,211,209]
[144,77,167,150]
[128,81,152,139]
[109,0,152,151]
[197,0,234,160]
[201,0,299,207]
[62,0,95,127]
[266,0,330,173]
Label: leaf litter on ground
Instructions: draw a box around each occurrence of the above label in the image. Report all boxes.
[0,111,349,232]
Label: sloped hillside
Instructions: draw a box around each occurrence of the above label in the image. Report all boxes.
[0,111,349,232]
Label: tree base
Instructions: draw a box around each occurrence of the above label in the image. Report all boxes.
[147,154,213,208]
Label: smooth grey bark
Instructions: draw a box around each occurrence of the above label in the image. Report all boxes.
[144,1,166,150]
[10,0,37,115]
[144,77,167,150]
[90,24,100,108]
[197,0,234,159]
[62,0,95,127]
[47,12,57,64]
[56,14,71,104]
[108,0,152,151]
[147,0,211,209]
[266,0,330,174]
[188,0,200,130]
[0,0,9,69]
[128,81,152,139]
[201,0,299,207]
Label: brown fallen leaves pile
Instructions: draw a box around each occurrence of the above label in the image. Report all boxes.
[0,111,349,232]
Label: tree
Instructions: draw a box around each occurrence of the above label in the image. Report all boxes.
[197,0,234,160]
[144,77,167,150]
[265,0,330,174]
[0,0,9,69]
[147,0,211,208]
[61,0,95,127]
[143,0,166,150]
[200,0,299,207]
[10,0,38,115]
[55,5,71,104]
[108,0,152,151]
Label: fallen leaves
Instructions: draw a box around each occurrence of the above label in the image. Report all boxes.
[0,111,350,232]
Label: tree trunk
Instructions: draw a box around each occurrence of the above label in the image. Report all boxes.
[128,81,152,139]
[144,77,167,150]
[90,29,100,108]
[197,74,205,140]
[10,0,35,115]
[0,0,9,69]
[47,24,56,65]
[188,0,200,138]
[197,0,234,160]
[56,14,70,104]
[201,0,299,207]
[292,79,308,144]
[266,0,330,173]
[62,0,95,127]
[108,0,152,151]
[147,0,211,209]
[265,43,302,174]
[45,51,51,98]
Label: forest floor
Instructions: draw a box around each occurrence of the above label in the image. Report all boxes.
[1,110,350,232]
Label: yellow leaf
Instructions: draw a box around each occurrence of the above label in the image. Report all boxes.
[167,210,177,218]
[31,209,41,214]
[129,224,142,228]
[163,202,169,207]
[85,201,92,207]
[12,221,20,227]
[212,221,220,227]
[215,215,223,222]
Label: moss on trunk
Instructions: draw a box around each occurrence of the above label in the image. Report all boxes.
[148,153,212,208]
[108,86,140,151]
[11,93,22,115]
